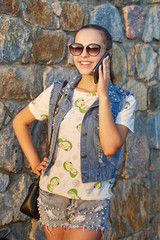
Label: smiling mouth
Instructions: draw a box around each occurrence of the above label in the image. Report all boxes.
[79,61,92,66]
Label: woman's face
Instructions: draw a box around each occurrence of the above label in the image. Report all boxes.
[73,28,107,76]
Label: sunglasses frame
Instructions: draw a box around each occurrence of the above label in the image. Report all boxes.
[69,43,107,57]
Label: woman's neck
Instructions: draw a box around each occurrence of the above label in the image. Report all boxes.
[76,75,97,93]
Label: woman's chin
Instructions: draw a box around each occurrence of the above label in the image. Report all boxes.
[78,69,94,76]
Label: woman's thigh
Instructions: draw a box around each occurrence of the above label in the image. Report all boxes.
[44,226,65,240]
[63,227,102,240]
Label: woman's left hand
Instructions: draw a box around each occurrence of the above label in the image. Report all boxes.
[32,157,49,176]
[97,56,110,97]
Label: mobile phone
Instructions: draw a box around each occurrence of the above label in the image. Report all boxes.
[93,51,110,84]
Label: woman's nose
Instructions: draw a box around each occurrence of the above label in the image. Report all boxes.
[81,47,89,57]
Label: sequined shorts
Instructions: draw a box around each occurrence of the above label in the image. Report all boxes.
[38,189,110,231]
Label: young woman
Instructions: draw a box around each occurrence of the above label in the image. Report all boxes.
[13,24,136,240]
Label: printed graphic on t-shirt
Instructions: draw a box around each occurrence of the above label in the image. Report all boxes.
[63,161,78,178]
[57,138,72,151]
[76,123,82,132]
[124,101,131,109]
[41,114,48,120]
[75,98,89,113]
[132,110,136,119]
[47,177,60,192]
[87,92,97,96]
[108,181,114,195]
[67,188,81,199]
[32,99,36,104]
[94,181,102,189]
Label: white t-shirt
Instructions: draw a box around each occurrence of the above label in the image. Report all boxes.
[29,85,136,200]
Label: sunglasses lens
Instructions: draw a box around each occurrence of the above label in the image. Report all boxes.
[86,44,101,56]
[69,43,101,56]
[69,44,83,56]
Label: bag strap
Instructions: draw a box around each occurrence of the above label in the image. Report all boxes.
[34,176,40,184]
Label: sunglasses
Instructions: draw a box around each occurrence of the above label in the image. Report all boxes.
[69,43,108,57]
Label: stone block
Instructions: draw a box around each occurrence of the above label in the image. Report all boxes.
[151,150,160,170]
[43,66,79,88]
[0,227,10,238]
[112,43,127,86]
[29,220,45,240]
[110,179,149,238]
[0,125,23,173]
[143,0,160,2]
[114,0,141,7]
[151,169,160,190]
[23,120,48,169]
[142,5,160,42]
[0,66,42,100]
[22,0,59,29]
[60,2,84,31]
[148,85,159,111]
[136,170,151,189]
[32,121,48,160]
[0,0,19,16]
[3,102,27,128]
[126,45,136,77]
[150,213,160,239]
[158,47,160,81]
[126,112,150,170]
[90,3,124,42]
[150,151,160,194]
[150,189,160,214]
[122,230,151,240]
[51,2,62,17]
[32,30,66,64]
[135,43,157,81]
[10,222,31,240]
[147,112,160,149]
[21,49,32,64]
[124,78,147,111]
[0,101,6,129]
[0,173,10,193]
[116,144,125,174]
[0,173,32,225]
[0,16,31,63]
[123,5,145,39]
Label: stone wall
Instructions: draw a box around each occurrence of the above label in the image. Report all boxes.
[0,0,159,239]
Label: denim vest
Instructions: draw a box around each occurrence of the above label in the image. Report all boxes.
[44,75,131,183]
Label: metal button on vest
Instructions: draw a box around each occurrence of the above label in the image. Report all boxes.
[81,155,87,158]
[82,133,87,136]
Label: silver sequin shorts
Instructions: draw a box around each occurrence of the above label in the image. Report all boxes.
[38,189,110,231]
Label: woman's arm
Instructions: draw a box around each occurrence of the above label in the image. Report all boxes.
[98,95,128,155]
[13,106,48,175]
[97,57,129,156]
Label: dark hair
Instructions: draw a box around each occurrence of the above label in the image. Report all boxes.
[74,24,115,84]
[74,24,112,49]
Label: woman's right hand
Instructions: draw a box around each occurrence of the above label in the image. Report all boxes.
[32,157,49,176]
